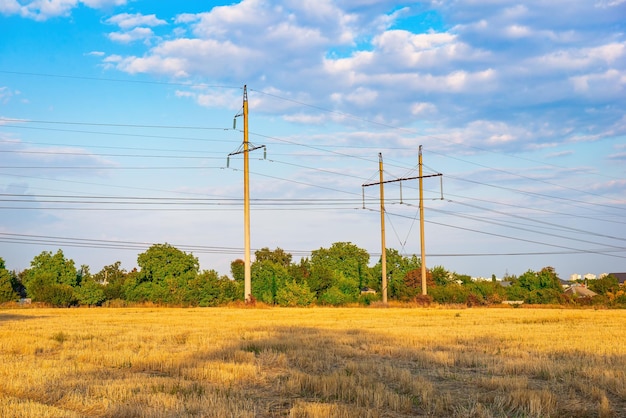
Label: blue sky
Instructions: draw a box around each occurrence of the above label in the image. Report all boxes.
[1,0,625,280]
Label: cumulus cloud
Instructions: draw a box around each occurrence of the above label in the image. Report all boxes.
[93,0,626,151]
[0,0,127,20]
[108,27,155,43]
[106,12,167,29]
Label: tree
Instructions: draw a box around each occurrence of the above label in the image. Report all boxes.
[371,249,420,300]
[588,274,619,295]
[22,250,79,305]
[0,257,18,303]
[254,247,292,268]
[251,259,290,304]
[75,278,106,306]
[230,259,245,282]
[184,270,222,306]
[137,243,199,283]
[126,244,200,304]
[431,266,452,286]
[507,267,564,304]
[309,242,369,300]
[94,261,128,301]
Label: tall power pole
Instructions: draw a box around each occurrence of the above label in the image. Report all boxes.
[243,86,251,302]
[229,85,265,303]
[419,145,427,295]
[378,153,387,304]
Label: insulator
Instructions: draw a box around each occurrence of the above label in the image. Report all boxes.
[233,118,237,130]
[226,156,230,168]
[263,147,267,159]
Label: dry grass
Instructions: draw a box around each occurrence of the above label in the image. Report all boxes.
[0,307,624,417]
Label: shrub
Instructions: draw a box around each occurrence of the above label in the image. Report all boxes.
[318,286,349,306]
[429,284,469,304]
[275,280,316,307]
[75,279,106,306]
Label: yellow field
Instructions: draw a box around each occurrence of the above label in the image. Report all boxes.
[0,306,624,417]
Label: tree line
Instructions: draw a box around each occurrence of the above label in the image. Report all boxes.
[1,242,624,307]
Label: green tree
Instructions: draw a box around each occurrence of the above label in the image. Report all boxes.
[126,244,200,304]
[306,263,336,296]
[75,278,106,306]
[431,265,451,286]
[94,261,127,301]
[507,267,563,304]
[216,276,242,304]
[251,259,290,304]
[309,242,369,300]
[22,250,79,305]
[289,258,311,285]
[0,257,18,303]
[184,270,222,306]
[588,275,619,295]
[254,247,292,268]
[371,249,420,300]
[137,243,199,283]
[231,259,245,282]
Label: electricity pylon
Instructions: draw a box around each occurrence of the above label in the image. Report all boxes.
[362,147,442,296]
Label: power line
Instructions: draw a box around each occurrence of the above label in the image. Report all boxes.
[0,117,231,131]
[0,70,241,90]
[378,208,626,260]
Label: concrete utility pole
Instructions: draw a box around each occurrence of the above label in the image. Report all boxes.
[229,85,265,303]
[419,145,427,295]
[378,153,388,304]
[243,86,251,302]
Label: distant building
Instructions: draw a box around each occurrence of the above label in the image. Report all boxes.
[564,285,597,298]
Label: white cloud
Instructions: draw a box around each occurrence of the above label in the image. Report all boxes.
[108,27,155,43]
[106,12,167,30]
[1,0,127,20]
[570,69,626,94]
[410,102,436,116]
[80,0,125,7]
[0,0,20,14]
[93,0,626,152]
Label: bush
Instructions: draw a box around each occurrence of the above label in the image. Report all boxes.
[358,292,381,306]
[429,284,469,304]
[275,280,316,307]
[318,286,349,306]
[75,279,106,306]
[40,284,76,307]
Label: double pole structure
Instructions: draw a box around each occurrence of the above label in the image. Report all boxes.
[362,146,442,299]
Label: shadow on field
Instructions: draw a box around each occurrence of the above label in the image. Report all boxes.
[72,322,625,418]
[0,312,44,323]
[184,325,626,418]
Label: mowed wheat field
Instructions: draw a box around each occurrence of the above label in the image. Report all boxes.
[0,307,624,418]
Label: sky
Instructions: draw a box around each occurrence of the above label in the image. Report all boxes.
[0,0,625,281]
